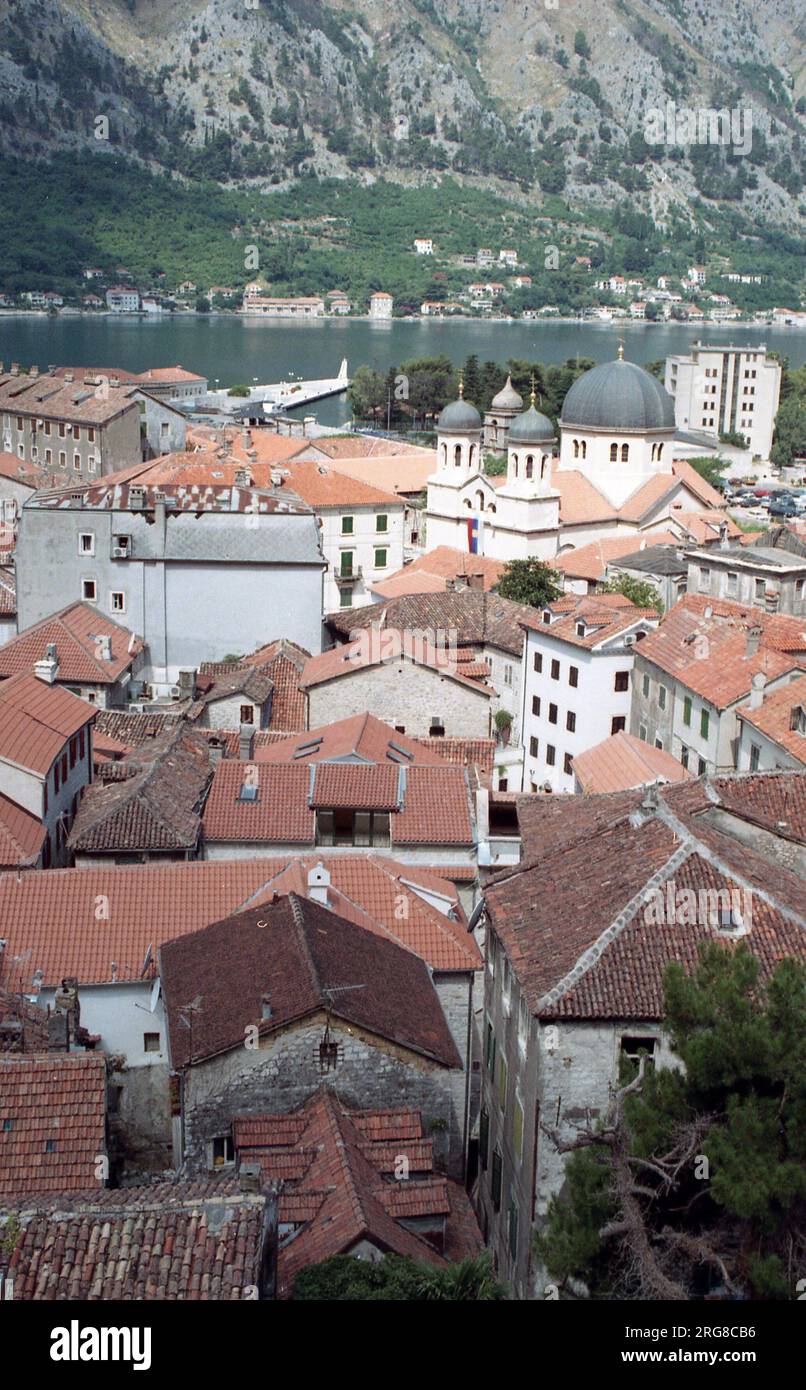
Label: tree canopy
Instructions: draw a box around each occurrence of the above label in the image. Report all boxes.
[602,574,664,614]
[535,945,806,1300]
[293,1252,506,1300]
[495,558,562,609]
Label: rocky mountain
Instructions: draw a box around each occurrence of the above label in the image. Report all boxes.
[1,0,804,236]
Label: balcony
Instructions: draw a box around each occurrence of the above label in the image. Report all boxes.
[333,564,362,586]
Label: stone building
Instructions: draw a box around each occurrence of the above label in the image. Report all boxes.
[686,528,806,618]
[476,772,806,1298]
[0,366,141,480]
[159,894,469,1178]
[630,594,806,775]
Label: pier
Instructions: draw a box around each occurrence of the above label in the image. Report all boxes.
[199,359,350,415]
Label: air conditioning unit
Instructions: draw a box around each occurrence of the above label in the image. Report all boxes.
[624,634,636,646]
[170,686,182,699]
[112,545,128,558]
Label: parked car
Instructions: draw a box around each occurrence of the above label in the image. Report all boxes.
[769,498,798,518]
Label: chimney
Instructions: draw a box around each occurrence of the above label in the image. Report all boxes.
[63,370,74,383]
[235,467,252,488]
[307,862,331,905]
[53,976,81,1046]
[749,672,766,709]
[129,485,146,509]
[239,723,255,760]
[208,734,225,765]
[10,362,19,376]
[34,641,59,685]
[303,415,316,437]
[178,668,197,699]
[475,787,490,843]
[30,364,39,378]
[467,572,485,591]
[719,520,730,548]
[238,1161,262,1194]
[745,625,762,658]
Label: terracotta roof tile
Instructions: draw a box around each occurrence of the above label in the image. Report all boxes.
[0,792,46,868]
[573,730,695,795]
[159,895,462,1070]
[370,547,505,599]
[0,602,142,684]
[68,727,212,854]
[0,672,94,775]
[4,1185,265,1299]
[327,589,532,657]
[255,712,448,766]
[0,1054,107,1198]
[0,855,473,986]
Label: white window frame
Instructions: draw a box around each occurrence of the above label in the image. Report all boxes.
[110,591,126,614]
[79,532,95,557]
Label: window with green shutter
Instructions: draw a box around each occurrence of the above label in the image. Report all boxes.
[508,1197,519,1258]
[700,708,709,739]
[683,696,692,726]
[497,1053,508,1107]
[491,1149,502,1210]
[341,515,354,535]
[479,1108,489,1171]
[376,514,388,532]
[374,548,388,569]
[513,1098,524,1161]
[485,1021,496,1071]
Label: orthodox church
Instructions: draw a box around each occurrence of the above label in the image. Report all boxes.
[425,352,725,561]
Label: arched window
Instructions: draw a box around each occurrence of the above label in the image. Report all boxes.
[610,442,618,462]
[573,439,580,458]
[475,489,485,511]
[454,443,462,467]
[657,443,664,460]
[621,443,629,462]
[540,457,548,480]
[525,455,534,480]
[650,443,657,462]
[511,452,518,478]
[440,442,447,467]
[581,440,587,459]
[469,444,476,470]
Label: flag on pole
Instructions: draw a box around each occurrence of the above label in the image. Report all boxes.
[467,514,484,554]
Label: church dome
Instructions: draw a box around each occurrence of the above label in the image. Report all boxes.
[561,358,676,431]
[490,375,524,411]
[508,403,555,445]
[437,397,482,432]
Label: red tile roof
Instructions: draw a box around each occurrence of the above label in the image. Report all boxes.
[300,630,494,695]
[69,727,212,854]
[737,674,806,766]
[554,532,678,582]
[0,791,46,868]
[0,602,142,684]
[230,1088,482,1296]
[521,593,659,649]
[203,758,475,847]
[270,458,404,509]
[4,1185,266,1299]
[0,671,95,775]
[486,773,806,1021]
[327,588,532,657]
[371,547,505,599]
[159,894,462,1070]
[635,594,806,708]
[0,566,15,618]
[0,1054,107,1198]
[0,855,473,986]
[255,712,449,766]
[572,730,695,795]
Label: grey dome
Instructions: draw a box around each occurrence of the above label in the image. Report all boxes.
[491,375,524,411]
[438,397,482,432]
[561,359,676,431]
[508,403,555,445]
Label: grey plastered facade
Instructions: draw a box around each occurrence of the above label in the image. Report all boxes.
[16,500,325,690]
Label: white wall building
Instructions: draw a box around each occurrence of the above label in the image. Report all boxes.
[664,344,781,459]
[519,596,660,793]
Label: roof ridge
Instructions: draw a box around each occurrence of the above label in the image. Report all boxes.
[536,839,693,1012]
[287,892,323,1000]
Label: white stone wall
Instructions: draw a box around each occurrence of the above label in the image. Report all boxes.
[306,658,491,738]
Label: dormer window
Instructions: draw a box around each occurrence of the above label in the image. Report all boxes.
[542,609,552,624]
[238,782,259,802]
[790,705,806,736]
[576,621,586,637]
